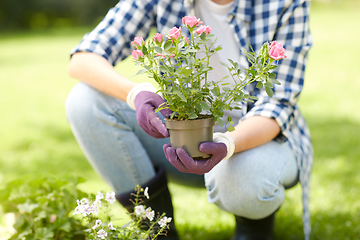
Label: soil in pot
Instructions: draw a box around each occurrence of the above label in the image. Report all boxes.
[165,117,214,160]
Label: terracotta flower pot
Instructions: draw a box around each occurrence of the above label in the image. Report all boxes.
[165,117,214,160]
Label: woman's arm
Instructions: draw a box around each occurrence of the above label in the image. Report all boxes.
[68,52,136,102]
[225,116,280,153]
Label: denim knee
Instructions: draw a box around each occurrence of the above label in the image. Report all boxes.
[204,141,297,219]
[65,82,128,130]
[65,82,97,129]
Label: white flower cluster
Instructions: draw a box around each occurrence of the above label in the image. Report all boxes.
[73,192,117,239]
[134,205,172,228]
[158,216,172,228]
[73,191,115,217]
[72,187,172,240]
[134,205,155,221]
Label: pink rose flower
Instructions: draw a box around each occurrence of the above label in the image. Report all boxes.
[132,50,143,60]
[168,27,182,40]
[153,33,164,44]
[131,37,144,48]
[182,16,203,28]
[195,25,213,35]
[268,41,287,60]
[183,36,189,45]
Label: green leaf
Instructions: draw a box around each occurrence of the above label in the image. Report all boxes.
[228,125,235,132]
[179,68,193,78]
[178,40,185,49]
[133,68,147,77]
[265,86,274,97]
[221,75,230,80]
[241,48,247,54]
[265,82,273,88]
[273,78,281,85]
[189,113,198,119]
[245,53,255,62]
[34,210,47,221]
[269,72,277,79]
[59,222,72,232]
[223,87,231,92]
[17,202,39,213]
[35,227,54,239]
[200,101,210,111]
[220,61,230,68]
[164,41,173,51]
[256,81,263,89]
[227,58,235,67]
[141,45,148,55]
[174,90,187,102]
[154,46,162,54]
[217,118,224,127]
[159,65,169,72]
[18,230,31,239]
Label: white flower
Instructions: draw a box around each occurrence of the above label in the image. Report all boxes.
[91,204,100,216]
[145,208,155,221]
[81,205,93,217]
[80,198,89,205]
[108,222,116,230]
[134,205,145,217]
[92,219,102,229]
[91,199,102,216]
[96,192,104,200]
[158,216,172,228]
[105,191,116,204]
[73,204,92,217]
[73,205,81,215]
[97,229,107,239]
[144,187,150,199]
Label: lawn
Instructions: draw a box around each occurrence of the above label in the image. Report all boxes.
[1,1,360,239]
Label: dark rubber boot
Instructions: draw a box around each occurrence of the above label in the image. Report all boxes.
[231,212,276,240]
[116,166,180,240]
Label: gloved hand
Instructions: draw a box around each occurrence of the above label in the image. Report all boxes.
[134,91,173,138]
[163,142,228,175]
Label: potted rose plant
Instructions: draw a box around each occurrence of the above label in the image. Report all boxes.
[131,16,286,159]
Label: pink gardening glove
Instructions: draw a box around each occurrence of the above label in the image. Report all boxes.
[134,91,173,138]
[163,142,227,175]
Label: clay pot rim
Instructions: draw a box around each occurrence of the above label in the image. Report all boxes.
[165,116,214,130]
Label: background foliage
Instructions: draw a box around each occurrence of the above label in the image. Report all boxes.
[1,0,360,239]
[0,0,118,30]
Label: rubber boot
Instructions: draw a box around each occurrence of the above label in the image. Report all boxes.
[231,211,276,240]
[116,166,180,240]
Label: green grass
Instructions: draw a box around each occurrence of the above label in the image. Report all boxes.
[1,1,360,239]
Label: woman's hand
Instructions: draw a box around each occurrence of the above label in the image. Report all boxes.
[163,142,227,175]
[134,91,172,138]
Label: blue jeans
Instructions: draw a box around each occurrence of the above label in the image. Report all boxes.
[65,82,299,219]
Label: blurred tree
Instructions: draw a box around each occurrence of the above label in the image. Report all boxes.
[0,0,119,30]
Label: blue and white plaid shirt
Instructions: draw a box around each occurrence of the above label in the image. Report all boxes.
[71,0,313,239]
